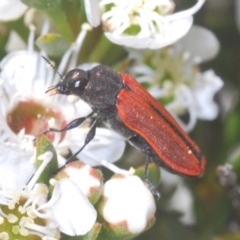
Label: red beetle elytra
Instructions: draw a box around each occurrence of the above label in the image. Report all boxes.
[45,65,206,196]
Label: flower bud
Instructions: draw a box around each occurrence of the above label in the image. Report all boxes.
[55,161,103,204]
[98,174,156,238]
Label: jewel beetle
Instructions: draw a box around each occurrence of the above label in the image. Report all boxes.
[45,64,206,196]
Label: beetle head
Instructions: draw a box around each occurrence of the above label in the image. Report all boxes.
[46,69,88,97]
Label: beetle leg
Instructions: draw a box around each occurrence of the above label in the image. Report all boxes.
[52,117,100,174]
[43,111,95,134]
[66,117,100,165]
[144,155,161,199]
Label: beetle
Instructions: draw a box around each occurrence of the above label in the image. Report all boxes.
[45,64,206,196]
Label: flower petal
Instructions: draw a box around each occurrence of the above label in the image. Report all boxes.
[0,50,40,94]
[49,179,97,236]
[177,25,220,63]
[104,17,193,49]
[84,0,101,27]
[0,142,35,191]
[0,0,27,21]
[168,180,196,225]
[193,70,224,120]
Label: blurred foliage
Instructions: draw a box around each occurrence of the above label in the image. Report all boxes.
[1,0,240,239]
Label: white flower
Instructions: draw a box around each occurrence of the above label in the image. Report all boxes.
[99,175,156,235]
[84,0,205,49]
[0,143,97,238]
[0,143,59,239]
[127,26,223,131]
[0,23,126,167]
[0,0,27,21]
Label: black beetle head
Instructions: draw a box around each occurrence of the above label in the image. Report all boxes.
[46,69,88,96]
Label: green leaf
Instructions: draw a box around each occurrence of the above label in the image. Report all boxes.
[36,33,70,57]
[35,134,58,185]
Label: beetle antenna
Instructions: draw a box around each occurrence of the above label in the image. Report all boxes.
[42,56,64,81]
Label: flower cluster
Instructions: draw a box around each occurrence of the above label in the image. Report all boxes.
[85,0,206,48]
[0,139,156,239]
[0,0,223,239]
